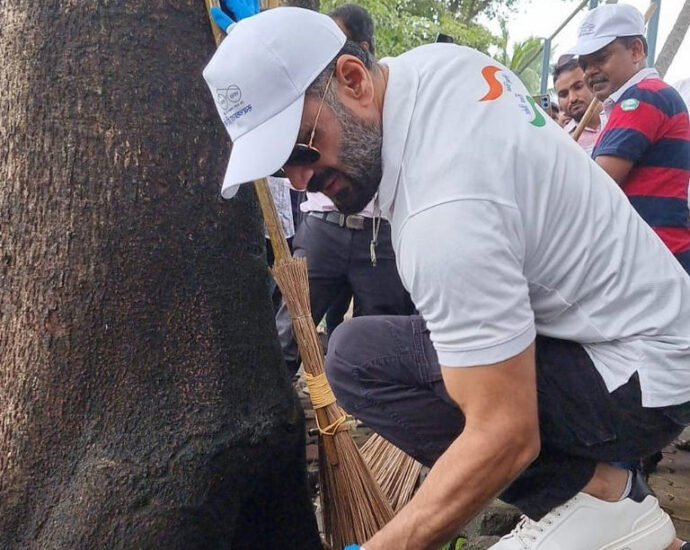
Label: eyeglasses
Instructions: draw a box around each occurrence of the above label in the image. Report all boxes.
[283,72,335,171]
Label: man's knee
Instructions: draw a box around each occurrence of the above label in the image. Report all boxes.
[325,317,375,408]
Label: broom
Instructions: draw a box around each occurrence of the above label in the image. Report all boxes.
[572,1,658,142]
[202,4,395,547]
[360,433,423,511]
[273,258,394,547]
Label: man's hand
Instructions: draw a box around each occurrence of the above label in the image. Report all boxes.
[363,343,540,550]
[210,0,260,32]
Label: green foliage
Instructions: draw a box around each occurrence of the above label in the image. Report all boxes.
[321,0,495,56]
[450,0,520,24]
[494,19,547,94]
[437,536,466,550]
[321,0,556,93]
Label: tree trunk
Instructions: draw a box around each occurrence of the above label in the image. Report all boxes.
[0,2,321,549]
[655,0,690,79]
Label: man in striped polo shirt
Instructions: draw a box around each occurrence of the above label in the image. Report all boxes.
[570,3,690,273]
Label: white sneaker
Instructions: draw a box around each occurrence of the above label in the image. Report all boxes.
[490,473,675,550]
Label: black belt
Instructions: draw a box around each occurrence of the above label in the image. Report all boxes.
[308,211,373,230]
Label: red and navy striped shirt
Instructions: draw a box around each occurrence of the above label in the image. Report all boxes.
[593,77,690,273]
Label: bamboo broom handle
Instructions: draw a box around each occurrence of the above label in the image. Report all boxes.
[204,0,292,265]
[317,410,341,466]
[572,2,658,143]
[204,0,226,47]
[572,97,601,141]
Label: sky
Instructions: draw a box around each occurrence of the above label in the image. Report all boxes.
[479,0,689,88]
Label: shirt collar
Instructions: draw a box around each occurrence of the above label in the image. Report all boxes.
[603,67,659,113]
[564,119,577,133]
[564,118,599,134]
[377,56,419,220]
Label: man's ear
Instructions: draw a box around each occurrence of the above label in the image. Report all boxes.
[335,55,374,105]
[631,37,647,64]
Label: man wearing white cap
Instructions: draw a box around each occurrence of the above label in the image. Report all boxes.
[568,3,690,273]
[203,7,690,550]
[210,4,414,376]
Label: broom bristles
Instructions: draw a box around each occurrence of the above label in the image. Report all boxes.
[273,258,394,547]
[320,430,395,548]
[273,258,324,379]
[360,433,423,511]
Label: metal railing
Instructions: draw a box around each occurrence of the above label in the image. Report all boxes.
[517,0,662,94]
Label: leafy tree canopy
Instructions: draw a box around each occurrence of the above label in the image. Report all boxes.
[494,19,546,94]
[321,0,498,56]
[321,0,556,93]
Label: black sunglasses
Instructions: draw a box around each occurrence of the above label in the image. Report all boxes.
[272,72,334,177]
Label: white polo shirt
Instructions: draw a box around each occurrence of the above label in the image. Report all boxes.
[379,44,690,407]
[675,77,690,110]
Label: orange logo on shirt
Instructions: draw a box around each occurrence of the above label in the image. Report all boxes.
[478,65,546,128]
[479,65,504,101]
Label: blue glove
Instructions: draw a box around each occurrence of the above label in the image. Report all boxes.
[210,0,260,32]
[221,0,260,20]
[344,546,361,550]
[210,6,235,32]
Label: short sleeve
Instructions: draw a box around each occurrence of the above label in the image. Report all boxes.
[594,87,666,163]
[396,200,535,367]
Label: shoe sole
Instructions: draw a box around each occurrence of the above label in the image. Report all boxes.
[600,507,675,550]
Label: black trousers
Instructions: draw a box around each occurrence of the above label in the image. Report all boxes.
[275,215,414,376]
[325,315,690,520]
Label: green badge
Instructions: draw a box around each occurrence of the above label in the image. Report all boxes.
[621,98,640,111]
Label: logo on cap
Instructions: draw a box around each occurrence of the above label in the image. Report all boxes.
[579,22,596,37]
[217,85,243,112]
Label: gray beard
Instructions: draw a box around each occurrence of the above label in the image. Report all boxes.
[327,98,383,215]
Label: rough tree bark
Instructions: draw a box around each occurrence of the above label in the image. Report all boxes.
[655,0,690,79]
[0,2,321,549]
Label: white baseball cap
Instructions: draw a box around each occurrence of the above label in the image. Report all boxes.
[567,3,645,56]
[203,8,346,198]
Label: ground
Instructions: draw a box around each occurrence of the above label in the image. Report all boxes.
[650,429,690,541]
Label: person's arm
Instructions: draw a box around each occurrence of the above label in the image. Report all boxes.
[358,200,537,550]
[593,88,664,187]
[595,155,635,185]
[363,344,540,550]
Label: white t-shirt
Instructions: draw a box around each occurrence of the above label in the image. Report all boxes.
[379,44,690,407]
[674,78,690,110]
